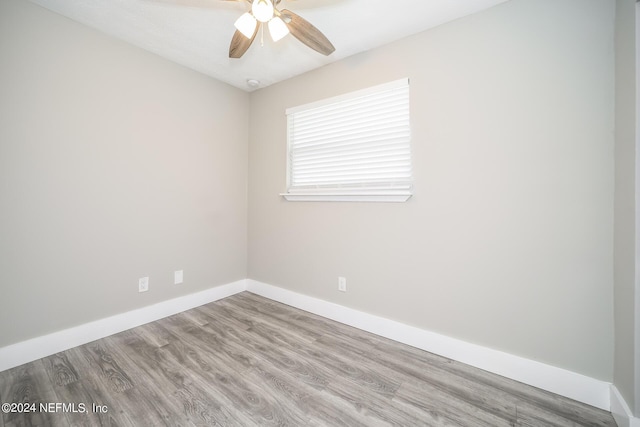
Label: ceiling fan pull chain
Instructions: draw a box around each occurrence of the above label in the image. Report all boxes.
[261,23,264,47]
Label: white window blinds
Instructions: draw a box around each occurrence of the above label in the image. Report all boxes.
[284,78,412,202]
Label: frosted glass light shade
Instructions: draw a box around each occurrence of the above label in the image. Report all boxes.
[252,0,274,23]
[234,12,257,39]
[268,17,289,42]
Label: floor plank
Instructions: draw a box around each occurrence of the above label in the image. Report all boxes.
[0,292,617,426]
[42,347,129,426]
[1,360,64,427]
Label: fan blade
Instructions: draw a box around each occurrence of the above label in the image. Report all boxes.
[280,9,335,56]
[229,26,258,58]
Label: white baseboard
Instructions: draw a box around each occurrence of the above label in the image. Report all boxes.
[611,385,640,427]
[0,279,247,372]
[0,277,620,415]
[246,279,612,411]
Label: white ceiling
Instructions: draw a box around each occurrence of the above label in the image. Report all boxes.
[28,0,509,91]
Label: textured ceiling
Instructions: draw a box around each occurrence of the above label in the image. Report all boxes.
[28,0,509,91]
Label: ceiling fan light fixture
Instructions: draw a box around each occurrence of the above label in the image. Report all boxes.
[234,12,257,39]
[228,6,334,59]
[268,16,290,42]
[252,0,274,23]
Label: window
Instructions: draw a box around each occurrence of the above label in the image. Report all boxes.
[281,78,412,202]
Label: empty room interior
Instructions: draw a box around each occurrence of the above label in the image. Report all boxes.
[1,0,639,425]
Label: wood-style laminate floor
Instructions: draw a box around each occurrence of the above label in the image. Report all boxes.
[0,292,617,426]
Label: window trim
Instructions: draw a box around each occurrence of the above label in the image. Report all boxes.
[281,78,412,203]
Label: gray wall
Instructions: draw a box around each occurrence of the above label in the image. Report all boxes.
[0,0,249,347]
[248,0,615,381]
[614,0,638,415]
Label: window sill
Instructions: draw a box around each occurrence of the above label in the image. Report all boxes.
[280,193,412,203]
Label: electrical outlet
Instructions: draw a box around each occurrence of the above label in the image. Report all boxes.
[174,270,183,285]
[139,277,149,293]
[338,276,347,292]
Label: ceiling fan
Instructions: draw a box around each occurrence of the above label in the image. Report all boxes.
[228,0,335,58]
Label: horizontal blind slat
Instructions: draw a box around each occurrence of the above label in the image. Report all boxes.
[294,175,413,185]
[293,166,412,178]
[292,121,410,146]
[292,165,412,179]
[292,129,410,151]
[293,136,409,153]
[294,150,411,167]
[297,153,411,171]
[291,104,409,135]
[292,118,409,143]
